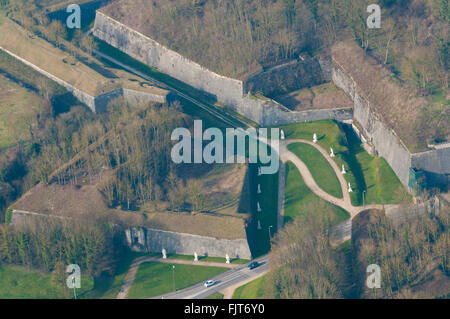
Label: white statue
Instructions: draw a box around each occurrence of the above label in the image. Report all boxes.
[162,248,167,259]
[257,167,262,176]
[341,164,346,175]
[257,202,262,212]
[257,184,262,194]
[313,133,318,143]
[194,252,198,262]
[330,147,335,158]
[280,129,285,140]
[348,182,353,193]
[226,254,230,264]
[257,220,262,230]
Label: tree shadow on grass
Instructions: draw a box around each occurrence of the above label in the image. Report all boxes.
[339,123,367,206]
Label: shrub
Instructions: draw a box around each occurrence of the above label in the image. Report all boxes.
[4,207,13,224]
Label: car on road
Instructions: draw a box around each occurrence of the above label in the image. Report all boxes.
[204,280,216,288]
[248,262,259,270]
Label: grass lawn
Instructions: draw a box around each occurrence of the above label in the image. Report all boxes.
[0,75,42,150]
[84,251,156,299]
[287,143,343,198]
[232,275,268,299]
[284,161,350,224]
[0,250,157,299]
[127,262,228,299]
[0,264,94,299]
[206,292,224,299]
[280,120,411,205]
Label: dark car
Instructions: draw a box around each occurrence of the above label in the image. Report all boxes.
[248,262,259,270]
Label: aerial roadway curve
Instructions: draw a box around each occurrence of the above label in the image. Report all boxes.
[155,255,269,299]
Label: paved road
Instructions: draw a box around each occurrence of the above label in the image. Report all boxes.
[117,256,238,299]
[155,255,269,299]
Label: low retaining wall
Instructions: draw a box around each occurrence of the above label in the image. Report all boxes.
[260,101,353,126]
[125,227,252,260]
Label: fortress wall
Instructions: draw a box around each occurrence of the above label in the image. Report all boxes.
[0,46,97,112]
[93,12,348,127]
[333,60,450,190]
[332,63,412,189]
[125,227,252,259]
[93,11,244,108]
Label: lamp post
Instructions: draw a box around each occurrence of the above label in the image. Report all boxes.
[268,225,273,247]
[72,277,77,300]
[363,190,366,207]
[172,265,176,292]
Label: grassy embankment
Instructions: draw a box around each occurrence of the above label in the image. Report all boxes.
[280,120,411,206]
[206,292,224,299]
[0,75,44,151]
[127,262,228,299]
[284,161,350,224]
[0,264,94,299]
[232,275,268,299]
[287,142,343,198]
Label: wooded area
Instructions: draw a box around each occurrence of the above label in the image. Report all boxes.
[103,0,448,91]
[266,202,449,299]
[0,216,122,277]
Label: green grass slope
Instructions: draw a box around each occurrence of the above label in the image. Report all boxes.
[287,142,342,198]
[232,275,268,299]
[280,120,411,205]
[127,262,228,299]
[284,161,350,224]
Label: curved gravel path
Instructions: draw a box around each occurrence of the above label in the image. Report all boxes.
[280,139,386,219]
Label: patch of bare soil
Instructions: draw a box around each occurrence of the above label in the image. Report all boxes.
[274,83,353,111]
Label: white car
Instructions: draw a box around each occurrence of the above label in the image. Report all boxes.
[204,280,216,288]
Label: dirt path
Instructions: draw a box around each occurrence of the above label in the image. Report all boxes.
[116,256,238,299]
